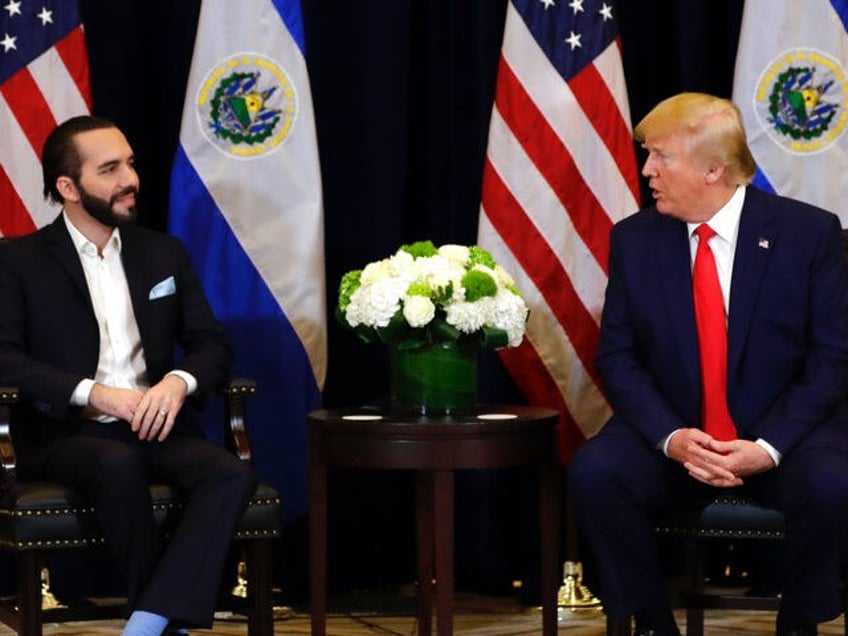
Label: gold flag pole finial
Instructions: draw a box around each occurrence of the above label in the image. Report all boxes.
[40,567,66,610]
[557,560,602,614]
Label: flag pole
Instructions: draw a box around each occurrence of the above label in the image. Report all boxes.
[558,478,601,612]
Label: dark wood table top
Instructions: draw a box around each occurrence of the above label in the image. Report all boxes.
[308,406,560,470]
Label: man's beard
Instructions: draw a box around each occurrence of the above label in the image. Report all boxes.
[77,183,139,227]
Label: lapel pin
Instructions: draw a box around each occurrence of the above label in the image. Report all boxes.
[758,238,770,249]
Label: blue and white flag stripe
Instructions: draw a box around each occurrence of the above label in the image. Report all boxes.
[733,0,848,226]
[169,0,325,520]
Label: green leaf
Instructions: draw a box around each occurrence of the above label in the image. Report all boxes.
[480,326,509,349]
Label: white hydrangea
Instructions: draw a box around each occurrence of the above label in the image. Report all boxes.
[386,250,416,284]
[445,296,496,334]
[345,276,407,328]
[339,242,529,348]
[359,259,393,286]
[491,289,529,347]
[402,294,436,328]
[411,254,463,296]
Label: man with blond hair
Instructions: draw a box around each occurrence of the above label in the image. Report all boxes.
[570,93,848,636]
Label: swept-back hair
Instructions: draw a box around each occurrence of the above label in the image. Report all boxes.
[634,92,757,186]
[42,115,118,204]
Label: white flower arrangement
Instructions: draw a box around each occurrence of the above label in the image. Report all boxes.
[337,240,528,350]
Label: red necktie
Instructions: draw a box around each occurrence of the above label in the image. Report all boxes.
[693,224,737,441]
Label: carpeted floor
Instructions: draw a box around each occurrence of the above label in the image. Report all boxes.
[2,591,843,635]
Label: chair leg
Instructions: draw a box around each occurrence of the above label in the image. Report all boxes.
[244,539,274,636]
[17,551,42,636]
[684,539,706,636]
[606,615,631,636]
[843,574,848,636]
[686,606,704,636]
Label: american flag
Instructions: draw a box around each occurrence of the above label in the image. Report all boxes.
[478,0,640,461]
[0,0,90,238]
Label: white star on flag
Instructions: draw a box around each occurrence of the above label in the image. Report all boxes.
[3,1,21,18]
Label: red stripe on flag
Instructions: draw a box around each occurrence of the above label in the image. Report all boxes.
[498,343,587,463]
[568,57,641,204]
[0,164,38,237]
[55,26,93,110]
[495,57,614,274]
[0,69,57,161]
[481,158,602,388]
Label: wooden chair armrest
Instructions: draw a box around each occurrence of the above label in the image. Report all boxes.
[0,387,20,490]
[221,378,257,463]
[0,381,258,491]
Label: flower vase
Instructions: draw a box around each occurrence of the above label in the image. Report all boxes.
[390,341,477,415]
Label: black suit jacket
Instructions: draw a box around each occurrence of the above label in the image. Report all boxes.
[0,215,232,473]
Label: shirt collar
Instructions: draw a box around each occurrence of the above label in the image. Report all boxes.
[62,211,122,257]
[687,185,746,242]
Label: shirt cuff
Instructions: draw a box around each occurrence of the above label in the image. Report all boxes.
[660,429,681,456]
[167,370,197,395]
[71,378,96,406]
[755,438,782,467]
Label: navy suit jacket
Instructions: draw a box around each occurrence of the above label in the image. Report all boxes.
[595,187,848,457]
[0,215,232,473]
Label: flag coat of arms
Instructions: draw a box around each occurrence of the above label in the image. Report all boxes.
[733,0,848,226]
[0,0,90,237]
[478,0,640,461]
[169,0,325,520]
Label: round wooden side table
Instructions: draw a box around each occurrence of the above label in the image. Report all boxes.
[308,405,561,636]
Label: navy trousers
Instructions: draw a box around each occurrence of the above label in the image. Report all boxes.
[569,420,848,623]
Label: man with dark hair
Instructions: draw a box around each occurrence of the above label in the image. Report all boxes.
[570,93,848,636]
[0,116,258,636]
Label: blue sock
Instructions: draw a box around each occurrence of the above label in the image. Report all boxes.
[121,610,170,636]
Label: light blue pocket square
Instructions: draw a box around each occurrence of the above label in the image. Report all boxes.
[148,276,176,300]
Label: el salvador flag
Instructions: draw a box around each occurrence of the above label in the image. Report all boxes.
[169,0,326,521]
[733,0,848,226]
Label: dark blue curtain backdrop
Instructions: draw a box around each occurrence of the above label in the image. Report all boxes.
[26,0,743,605]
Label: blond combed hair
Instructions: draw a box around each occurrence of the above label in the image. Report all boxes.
[634,92,757,186]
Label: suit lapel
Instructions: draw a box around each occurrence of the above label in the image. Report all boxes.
[655,218,702,398]
[727,192,777,383]
[119,228,150,338]
[44,215,94,313]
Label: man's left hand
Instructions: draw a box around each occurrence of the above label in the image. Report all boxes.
[683,438,775,487]
[130,374,188,442]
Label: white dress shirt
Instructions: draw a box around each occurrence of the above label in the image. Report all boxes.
[63,213,196,421]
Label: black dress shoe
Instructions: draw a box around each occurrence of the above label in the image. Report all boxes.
[776,608,818,636]
[776,626,817,636]
[634,602,681,636]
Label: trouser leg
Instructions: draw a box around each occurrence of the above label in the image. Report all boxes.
[761,445,848,623]
[135,435,257,627]
[44,434,157,608]
[568,422,697,617]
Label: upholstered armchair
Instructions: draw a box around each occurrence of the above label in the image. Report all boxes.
[0,380,282,636]
[603,493,848,635]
